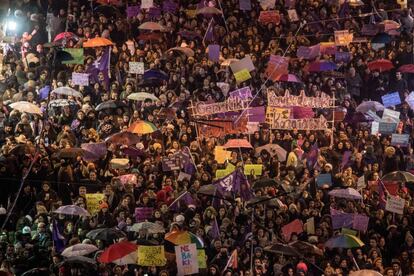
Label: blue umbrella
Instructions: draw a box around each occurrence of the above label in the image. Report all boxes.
[371,33,391,44]
[143,69,169,81]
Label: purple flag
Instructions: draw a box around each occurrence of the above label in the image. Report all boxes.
[297,45,320,60]
[331,213,354,229]
[169,192,195,211]
[52,220,65,253]
[127,5,140,18]
[39,85,51,100]
[163,0,178,12]
[239,0,252,10]
[214,168,253,200]
[180,147,196,175]
[87,46,110,90]
[335,51,351,63]
[210,218,220,239]
[247,106,266,122]
[340,151,352,170]
[135,207,154,222]
[148,7,161,19]
[203,19,215,44]
[306,143,319,169]
[208,44,220,62]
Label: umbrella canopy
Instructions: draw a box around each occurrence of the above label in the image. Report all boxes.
[143,69,169,81]
[61,244,98,257]
[81,142,107,161]
[382,171,414,183]
[165,231,204,249]
[223,139,253,149]
[166,47,195,57]
[138,22,166,31]
[127,92,159,102]
[246,196,283,208]
[255,144,287,161]
[378,20,400,32]
[367,59,394,72]
[122,147,146,158]
[9,101,42,115]
[349,270,382,276]
[328,188,362,200]
[264,244,299,256]
[196,6,222,15]
[308,60,337,72]
[54,205,90,216]
[371,33,392,44]
[355,101,384,113]
[48,99,77,108]
[58,148,84,159]
[398,64,414,73]
[197,184,218,197]
[53,32,78,42]
[325,234,364,249]
[252,178,279,190]
[289,241,323,256]
[105,131,140,146]
[137,32,162,41]
[348,0,364,6]
[128,121,157,134]
[95,100,127,111]
[83,37,114,48]
[131,222,165,234]
[52,87,83,98]
[276,74,302,83]
[86,228,126,241]
[60,256,97,268]
[99,241,138,265]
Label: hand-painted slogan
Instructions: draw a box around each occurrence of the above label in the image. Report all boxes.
[175,243,199,275]
[85,193,105,215]
[195,117,248,138]
[137,245,166,266]
[191,97,250,116]
[267,91,334,108]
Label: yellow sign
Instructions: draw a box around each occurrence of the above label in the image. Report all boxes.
[197,249,207,269]
[185,9,197,18]
[244,164,263,176]
[265,107,290,126]
[137,246,167,267]
[397,0,407,8]
[85,193,105,215]
[215,163,235,179]
[214,146,231,164]
[234,69,251,83]
[334,30,353,46]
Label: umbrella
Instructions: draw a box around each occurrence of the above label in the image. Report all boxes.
[9,101,42,115]
[371,33,392,44]
[143,69,169,81]
[131,222,165,234]
[246,196,283,208]
[223,139,253,149]
[308,60,337,72]
[355,101,384,113]
[137,32,162,41]
[252,178,279,190]
[127,92,159,102]
[128,121,157,134]
[398,64,414,73]
[48,99,77,107]
[264,244,299,256]
[382,171,414,183]
[81,142,107,161]
[348,0,365,6]
[166,47,195,57]
[52,87,83,98]
[196,6,222,15]
[61,244,98,257]
[53,32,78,42]
[276,74,302,83]
[197,184,218,197]
[367,59,394,72]
[137,78,165,87]
[58,148,84,159]
[289,241,323,256]
[98,241,138,265]
[325,234,364,248]
[328,188,362,200]
[86,228,126,241]
[122,147,146,158]
[255,144,287,161]
[165,231,204,249]
[138,22,166,31]
[54,205,90,216]
[95,100,128,111]
[83,37,114,48]
[105,131,140,146]
[60,256,97,268]
[378,20,400,32]
[350,270,382,276]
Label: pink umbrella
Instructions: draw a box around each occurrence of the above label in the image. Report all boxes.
[223,139,253,149]
[276,74,302,83]
[367,59,394,72]
[398,64,414,73]
[53,32,78,42]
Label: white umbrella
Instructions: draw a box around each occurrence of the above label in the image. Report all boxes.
[9,101,42,115]
[52,87,83,98]
[355,101,384,113]
[127,92,159,102]
[48,99,76,107]
[61,243,98,257]
[131,222,165,234]
[328,188,362,200]
[54,205,90,216]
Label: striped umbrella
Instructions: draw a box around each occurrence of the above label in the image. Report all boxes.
[128,121,157,135]
[325,234,364,248]
[165,231,204,249]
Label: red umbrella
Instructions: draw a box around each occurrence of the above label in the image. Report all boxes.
[99,241,138,264]
[223,139,253,149]
[398,64,414,73]
[53,32,78,42]
[276,74,302,83]
[367,59,394,72]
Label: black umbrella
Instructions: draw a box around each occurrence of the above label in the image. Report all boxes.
[382,171,414,183]
[86,228,125,241]
[246,196,283,208]
[264,243,300,256]
[95,100,128,111]
[197,184,233,201]
[136,78,165,87]
[58,148,84,159]
[289,241,323,256]
[252,178,279,190]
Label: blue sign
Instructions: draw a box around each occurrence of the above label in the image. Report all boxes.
[391,134,410,147]
[316,174,332,187]
[381,92,401,107]
[378,122,397,134]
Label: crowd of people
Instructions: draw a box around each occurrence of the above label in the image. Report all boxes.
[0,0,414,275]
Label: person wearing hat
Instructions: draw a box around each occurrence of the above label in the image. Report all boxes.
[383,146,401,175]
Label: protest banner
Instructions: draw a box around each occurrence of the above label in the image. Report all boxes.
[214,146,231,164]
[192,97,251,116]
[197,249,207,269]
[287,9,299,21]
[319,42,337,55]
[234,69,251,83]
[229,87,252,100]
[353,214,369,232]
[208,44,220,62]
[382,108,400,123]
[137,245,167,266]
[72,72,89,86]
[175,243,199,275]
[129,62,144,74]
[244,164,262,176]
[331,213,354,229]
[306,217,315,234]
[385,195,405,215]
[267,90,334,108]
[282,219,303,241]
[378,122,397,134]
[246,122,260,134]
[141,0,153,9]
[297,45,320,60]
[178,171,192,182]
[316,174,332,187]
[85,193,105,215]
[135,207,154,222]
[265,107,291,126]
[162,156,181,171]
[371,121,379,135]
[195,117,248,138]
[334,30,353,46]
[391,134,410,147]
[239,0,252,10]
[291,106,314,119]
[382,92,401,107]
[247,106,266,122]
[259,11,280,25]
[127,5,140,18]
[268,116,329,130]
[335,51,351,63]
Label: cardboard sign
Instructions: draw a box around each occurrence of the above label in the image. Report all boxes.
[72,73,89,86]
[260,0,276,10]
[259,11,280,25]
[196,117,248,138]
[357,175,366,190]
[239,0,252,10]
[246,122,260,134]
[192,97,250,116]
[215,164,236,179]
[234,69,251,83]
[244,164,262,176]
[287,9,299,21]
[397,0,408,8]
[319,42,337,55]
[334,30,353,46]
[267,90,333,108]
[162,156,181,171]
[268,116,329,130]
[127,5,140,18]
[297,45,320,60]
[137,246,167,266]
[378,122,397,134]
[230,56,255,73]
[197,249,207,269]
[266,107,291,126]
[382,108,400,123]
[281,219,303,241]
[135,207,153,222]
[85,193,105,215]
[391,134,410,147]
[129,62,144,74]
[353,214,369,232]
[316,174,332,187]
[306,217,315,234]
[229,87,252,100]
[371,121,379,135]
[141,0,153,9]
[382,92,401,107]
[385,195,405,215]
[214,146,232,164]
[175,244,199,275]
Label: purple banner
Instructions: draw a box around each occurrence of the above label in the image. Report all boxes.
[162,156,181,171]
[331,213,353,229]
[335,51,351,63]
[239,0,252,10]
[208,44,220,62]
[229,86,252,100]
[162,0,178,12]
[247,106,266,122]
[135,207,154,222]
[292,106,314,119]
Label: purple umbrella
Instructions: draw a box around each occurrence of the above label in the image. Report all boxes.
[122,147,146,158]
[328,188,362,200]
[308,60,337,72]
[81,142,107,161]
[54,205,90,216]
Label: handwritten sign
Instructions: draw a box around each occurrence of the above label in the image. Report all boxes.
[281,219,303,241]
[306,217,315,234]
[259,11,280,25]
[266,107,291,126]
[267,90,334,108]
[135,207,153,222]
[382,92,401,107]
[385,195,405,215]
[197,249,207,269]
[334,30,353,46]
[229,86,252,100]
[268,116,329,130]
[129,62,144,74]
[391,134,410,147]
[175,244,199,275]
[316,174,332,187]
[192,97,251,116]
[378,122,397,134]
[214,146,231,164]
[244,164,262,176]
[335,51,351,63]
[137,245,166,266]
[196,117,248,138]
[72,73,89,86]
[215,164,235,179]
[85,193,105,215]
[162,156,181,171]
[234,69,251,83]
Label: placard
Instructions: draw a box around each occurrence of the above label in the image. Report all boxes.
[287,9,299,21]
[406,91,414,110]
[192,97,250,116]
[268,116,329,130]
[208,44,220,62]
[72,73,89,86]
[334,30,353,46]
[281,219,303,241]
[135,207,154,222]
[127,5,140,18]
[306,217,315,234]
[239,0,252,10]
[244,164,262,176]
[266,107,291,126]
[234,69,251,83]
[316,174,332,187]
[197,249,207,269]
[230,56,255,73]
[357,175,366,190]
[391,134,410,147]
[214,146,231,164]
[259,11,280,25]
[129,62,144,74]
[229,87,252,100]
[382,108,400,123]
[366,110,381,122]
[378,122,397,134]
[335,51,351,63]
[385,195,405,215]
[371,121,379,135]
[196,117,248,137]
[85,193,105,215]
[382,92,401,107]
[267,90,333,108]
[175,243,199,275]
[141,0,153,10]
[162,156,181,171]
[260,0,276,10]
[137,245,166,266]
[353,214,369,232]
[331,213,354,229]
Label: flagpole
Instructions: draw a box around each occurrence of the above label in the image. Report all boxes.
[217,0,229,34]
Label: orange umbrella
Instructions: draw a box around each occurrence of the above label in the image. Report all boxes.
[223,139,253,149]
[196,7,222,15]
[83,37,114,48]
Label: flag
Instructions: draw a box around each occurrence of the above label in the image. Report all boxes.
[39,85,51,100]
[86,46,110,90]
[306,143,319,169]
[378,179,387,208]
[340,151,352,170]
[265,55,289,81]
[181,147,196,175]
[62,48,84,65]
[213,168,253,200]
[203,19,215,44]
[223,249,238,272]
[210,218,220,239]
[169,192,195,211]
[52,219,65,253]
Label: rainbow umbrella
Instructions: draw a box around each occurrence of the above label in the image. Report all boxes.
[128,121,157,135]
[325,234,364,249]
[308,60,337,72]
[165,231,204,249]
